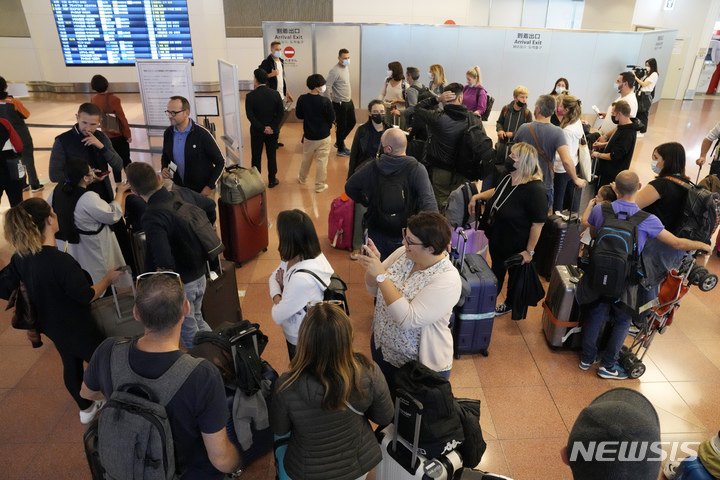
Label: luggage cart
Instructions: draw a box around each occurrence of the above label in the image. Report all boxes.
[619,252,718,378]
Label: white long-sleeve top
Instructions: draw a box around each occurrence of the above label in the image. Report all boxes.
[368,247,461,373]
[269,253,335,345]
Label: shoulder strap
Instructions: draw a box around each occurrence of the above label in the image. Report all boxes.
[663,175,693,190]
[294,268,329,289]
[109,339,202,407]
[627,209,651,227]
[103,94,110,114]
[461,182,472,227]
[528,124,553,170]
[600,203,614,220]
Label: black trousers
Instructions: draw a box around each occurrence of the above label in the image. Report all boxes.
[110,136,132,183]
[636,110,649,134]
[250,129,278,181]
[333,100,356,151]
[489,241,520,305]
[54,331,103,410]
[0,164,24,207]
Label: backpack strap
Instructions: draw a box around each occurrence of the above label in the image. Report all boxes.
[109,339,202,407]
[293,268,329,289]
[461,182,472,227]
[528,124,554,170]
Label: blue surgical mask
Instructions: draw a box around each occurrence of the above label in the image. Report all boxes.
[273,51,281,58]
[342,59,350,67]
[428,73,434,80]
[651,160,661,175]
[387,70,393,77]
[615,83,621,92]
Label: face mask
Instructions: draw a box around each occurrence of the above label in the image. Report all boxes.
[516,101,526,108]
[273,51,281,58]
[371,113,383,124]
[651,160,661,175]
[557,107,564,117]
[555,86,563,95]
[387,70,393,77]
[319,85,326,93]
[504,157,517,173]
[428,73,434,80]
[611,115,619,125]
[615,83,621,92]
[342,59,350,67]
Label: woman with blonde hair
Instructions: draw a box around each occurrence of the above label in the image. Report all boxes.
[553,94,584,212]
[463,66,487,117]
[428,64,447,96]
[0,198,122,424]
[271,302,393,480]
[469,142,547,317]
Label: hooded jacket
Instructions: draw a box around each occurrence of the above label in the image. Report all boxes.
[345,154,438,235]
[269,254,334,344]
[270,362,394,480]
[414,96,472,170]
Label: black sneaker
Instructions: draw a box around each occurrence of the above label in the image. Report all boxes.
[268,178,280,188]
[277,142,284,147]
[495,302,511,316]
[31,185,45,193]
[337,149,350,157]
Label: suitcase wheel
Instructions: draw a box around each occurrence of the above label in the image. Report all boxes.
[480,349,489,357]
[263,248,268,252]
[628,360,646,379]
[454,353,461,360]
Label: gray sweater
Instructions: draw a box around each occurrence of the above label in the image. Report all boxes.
[271,361,394,480]
[325,63,352,103]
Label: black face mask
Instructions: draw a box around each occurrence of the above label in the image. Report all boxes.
[611,115,619,125]
[516,101,526,109]
[371,114,384,125]
[504,158,517,172]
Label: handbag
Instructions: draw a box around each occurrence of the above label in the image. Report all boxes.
[577,135,593,182]
[637,91,652,113]
[6,281,36,330]
[90,285,144,338]
[220,165,266,204]
[4,151,26,181]
[101,94,122,137]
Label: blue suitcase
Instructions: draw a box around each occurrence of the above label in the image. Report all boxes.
[452,229,498,358]
[675,456,715,480]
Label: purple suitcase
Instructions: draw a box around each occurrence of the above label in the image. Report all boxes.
[452,230,498,358]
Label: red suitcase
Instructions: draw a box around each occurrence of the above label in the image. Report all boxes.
[218,194,269,266]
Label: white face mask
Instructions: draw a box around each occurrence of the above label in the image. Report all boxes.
[342,59,350,67]
[651,160,661,175]
[387,70,393,77]
[428,73,434,80]
[615,83,622,92]
[319,85,326,93]
[555,86,564,95]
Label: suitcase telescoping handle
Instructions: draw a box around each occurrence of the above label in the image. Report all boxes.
[392,388,424,469]
[457,229,468,276]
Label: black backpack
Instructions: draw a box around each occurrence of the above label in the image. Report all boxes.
[587,204,650,298]
[294,269,350,314]
[96,339,202,480]
[481,95,494,122]
[664,176,720,243]
[455,114,496,181]
[411,83,435,103]
[167,190,225,261]
[373,160,419,235]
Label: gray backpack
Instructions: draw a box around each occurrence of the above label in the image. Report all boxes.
[97,339,202,480]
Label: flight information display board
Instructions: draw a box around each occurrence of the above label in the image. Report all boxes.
[51,0,193,66]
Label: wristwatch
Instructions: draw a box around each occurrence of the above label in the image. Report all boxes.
[376,273,388,283]
[526,250,535,257]
[231,466,244,478]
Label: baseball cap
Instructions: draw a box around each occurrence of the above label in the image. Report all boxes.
[567,388,661,480]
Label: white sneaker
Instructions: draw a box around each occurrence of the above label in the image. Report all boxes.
[315,184,329,193]
[297,177,306,185]
[80,399,106,424]
[637,133,645,138]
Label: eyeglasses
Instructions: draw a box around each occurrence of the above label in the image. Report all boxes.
[135,271,183,289]
[402,228,424,246]
[307,300,346,308]
[164,110,186,117]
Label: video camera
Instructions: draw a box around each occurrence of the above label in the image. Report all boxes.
[626,65,647,78]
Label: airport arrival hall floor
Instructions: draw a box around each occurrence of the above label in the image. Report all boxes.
[0,92,719,480]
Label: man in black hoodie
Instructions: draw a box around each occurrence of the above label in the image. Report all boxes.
[591,100,641,188]
[415,82,475,206]
[345,128,437,260]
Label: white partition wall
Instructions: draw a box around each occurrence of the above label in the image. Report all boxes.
[263,22,677,118]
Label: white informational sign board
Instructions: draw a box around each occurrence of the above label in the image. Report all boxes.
[7,84,29,98]
[218,59,243,165]
[136,59,196,137]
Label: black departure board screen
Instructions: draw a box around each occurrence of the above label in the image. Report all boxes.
[51,0,193,66]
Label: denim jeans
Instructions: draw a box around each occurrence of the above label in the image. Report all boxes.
[180,275,212,348]
[581,300,632,369]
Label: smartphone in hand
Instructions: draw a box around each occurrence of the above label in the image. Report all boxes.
[363,229,370,256]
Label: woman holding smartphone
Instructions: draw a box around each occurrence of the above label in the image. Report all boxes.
[48,157,130,284]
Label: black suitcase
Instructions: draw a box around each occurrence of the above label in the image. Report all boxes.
[453,229,498,358]
[455,467,514,479]
[375,389,463,480]
[201,259,242,329]
[542,265,583,349]
[534,214,583,280]
[130,231,147,276]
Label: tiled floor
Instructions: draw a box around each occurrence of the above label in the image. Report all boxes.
[0,92,719,480]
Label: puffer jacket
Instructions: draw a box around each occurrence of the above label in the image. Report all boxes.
[270,361,394,480]
[415,96,472,171]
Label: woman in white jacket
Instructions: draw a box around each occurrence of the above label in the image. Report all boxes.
[269,209,335,360]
